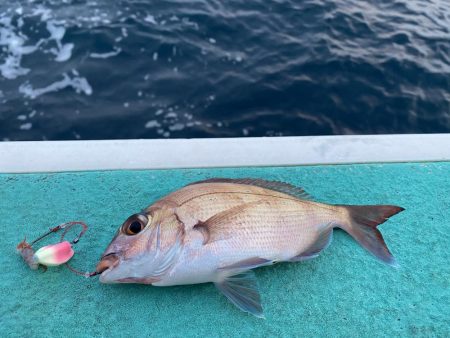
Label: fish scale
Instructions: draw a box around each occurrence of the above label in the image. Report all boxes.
[204,199,329,259]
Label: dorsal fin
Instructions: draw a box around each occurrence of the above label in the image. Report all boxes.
[187,178,312,200]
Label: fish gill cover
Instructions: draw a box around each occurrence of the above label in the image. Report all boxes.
[0,0,449,140]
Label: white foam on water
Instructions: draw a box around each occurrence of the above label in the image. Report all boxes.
[165,112,177,119]
[19,72,93,99]
[46,21,74,62]
[145,120,161,128]
[1,2,207,133]
[0,55,29,79]
[0,17,42,79]
[181,17,199,30]
[19,122,32,130]
[169,123,185,131]
[46,21,65,41]
[144,14,157,24]
[17,17,24,28]
[55,42,74,62]
[31,7,52,21]
[90,47,121,59]
[209,38,216,44]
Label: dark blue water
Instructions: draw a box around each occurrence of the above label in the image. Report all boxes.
[1,0,449,141]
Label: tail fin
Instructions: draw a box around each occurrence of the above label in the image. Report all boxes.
[337,205,404,266]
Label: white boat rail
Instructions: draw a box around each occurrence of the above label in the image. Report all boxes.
[0,134,449,173]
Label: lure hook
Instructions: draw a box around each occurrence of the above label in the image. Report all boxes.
[28,221,88,247]
[17,221,98,277]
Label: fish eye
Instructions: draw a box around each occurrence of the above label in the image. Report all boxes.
[122,214,148,236]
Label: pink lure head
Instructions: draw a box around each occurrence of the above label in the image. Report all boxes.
[33,241,74,266]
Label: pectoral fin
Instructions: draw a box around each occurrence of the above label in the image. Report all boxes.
[195,201,261,244]
[215,270,264,318]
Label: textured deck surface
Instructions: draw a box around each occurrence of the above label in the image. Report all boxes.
[1,163,449,337]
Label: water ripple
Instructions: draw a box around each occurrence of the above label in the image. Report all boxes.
[0,0,449,140]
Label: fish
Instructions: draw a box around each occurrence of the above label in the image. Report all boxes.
[96,178,404,318]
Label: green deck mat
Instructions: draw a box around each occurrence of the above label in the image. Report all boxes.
[1,162,449,337]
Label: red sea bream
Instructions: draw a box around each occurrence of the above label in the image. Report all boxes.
[96,178,404,317]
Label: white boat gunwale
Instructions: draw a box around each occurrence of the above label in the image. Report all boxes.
[0,134,449,173]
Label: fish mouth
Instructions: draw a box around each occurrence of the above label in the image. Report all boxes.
[96,252,119,278]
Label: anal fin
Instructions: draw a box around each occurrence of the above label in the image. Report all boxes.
[289,225,333,262]
[215,270,264,318]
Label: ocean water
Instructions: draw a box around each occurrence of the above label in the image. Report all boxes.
[0,0,449,141]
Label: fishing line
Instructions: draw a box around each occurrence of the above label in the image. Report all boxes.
[17,221,99,277]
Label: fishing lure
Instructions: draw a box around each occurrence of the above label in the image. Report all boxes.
[17,221,98,277]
